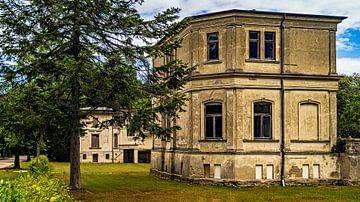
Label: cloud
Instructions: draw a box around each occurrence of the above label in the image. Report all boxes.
[337,37,356,51]
[137,0,360,33]
[337,57,360,74]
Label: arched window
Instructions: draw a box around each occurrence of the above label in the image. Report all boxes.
[205,102,222,139]
[254,102,272,139]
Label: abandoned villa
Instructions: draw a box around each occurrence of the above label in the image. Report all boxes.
[150,9,360,185]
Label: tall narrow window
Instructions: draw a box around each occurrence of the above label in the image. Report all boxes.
[249,31,260,59]
[208,32,219,60]
[205,103,222,139]
[114,134,118,148]
[255,165,263,179]
[91,134,99,148]
[265,32,275,60]
[254,102,272,139]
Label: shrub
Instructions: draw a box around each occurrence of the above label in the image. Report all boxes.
[0,174,73,201]
[29,155,50,176]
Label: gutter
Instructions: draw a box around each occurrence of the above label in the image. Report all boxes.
[280,13,286,187]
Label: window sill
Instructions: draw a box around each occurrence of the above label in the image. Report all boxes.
[199,139,226,142]
[243,139,279,143]
[245,59,279,64]
[204,60,222,65]
[290,140,330,143]
[89,147,101,149]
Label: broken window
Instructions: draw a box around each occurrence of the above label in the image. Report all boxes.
[91,134,100,148]
[265,32,275,60]
[249,31,260,59]
[208,32,219,60]
[254,102,272,139]
[205,103,222,139]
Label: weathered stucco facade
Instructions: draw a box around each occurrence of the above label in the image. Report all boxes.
[150,10,360,185]
[80,108,152,163]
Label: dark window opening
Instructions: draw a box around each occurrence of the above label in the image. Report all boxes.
[91,134,99,148]
[265,32,275,60]
[106,154,110,159]
[83,154,86,160]
[249,31,260,59]
[254,102,272,139]
[114,134,118,148]
[205,103,222,139]
[208,32,219,60]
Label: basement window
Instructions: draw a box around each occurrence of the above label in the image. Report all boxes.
[207,32,219,60]
[249,31,260,59]
[83,154,87,160]
[106,154,110,160]
[254,102,272,139]
[205,103,223,139]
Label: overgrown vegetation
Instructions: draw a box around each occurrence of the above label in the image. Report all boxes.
[0,156,72,201]
[337,73,360,138]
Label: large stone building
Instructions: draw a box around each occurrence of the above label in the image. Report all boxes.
[150,10,359,185]
[80,108,152,163]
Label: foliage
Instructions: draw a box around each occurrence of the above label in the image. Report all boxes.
[0,0,192,189]
[337,73,360,138]
[29,155,50,176]
[0,174,73,202]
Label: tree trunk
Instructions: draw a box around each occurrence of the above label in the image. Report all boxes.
[36,131,44,157]
[27,154,31,162]
[14,149,20,169]
[69,0,82,190]
[70,129,81,190]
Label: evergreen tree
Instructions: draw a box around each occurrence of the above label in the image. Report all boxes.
[0,0,192,190]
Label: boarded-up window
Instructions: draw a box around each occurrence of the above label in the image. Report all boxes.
[91,134,99,148]
[313,164,320,179]
[266,165,274,179]
[302,164,309,179]
[204,164,210,178]
[256,165,263,180]
[299,103,319,140]
[214,164,221,179]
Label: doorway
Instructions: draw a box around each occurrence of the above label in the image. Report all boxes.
[123,149,134,163]
[92,154,98,163]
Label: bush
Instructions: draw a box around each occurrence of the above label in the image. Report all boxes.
[29,155,50,176]
[0,174,73,201]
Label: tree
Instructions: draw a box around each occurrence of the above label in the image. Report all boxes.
[0,82,62,168]
[337,73,360,138]
[0,0,191,190]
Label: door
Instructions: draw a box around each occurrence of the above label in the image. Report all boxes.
[124,149,134,163]
[92,154,98,163]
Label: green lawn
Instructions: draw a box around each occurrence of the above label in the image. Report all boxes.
[1,162,360,201]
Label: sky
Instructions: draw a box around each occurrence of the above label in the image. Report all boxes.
[137,0,360,75]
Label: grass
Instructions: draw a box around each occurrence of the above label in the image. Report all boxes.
[1,162,360,201]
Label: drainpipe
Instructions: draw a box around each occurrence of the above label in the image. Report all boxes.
[280,13,286,187]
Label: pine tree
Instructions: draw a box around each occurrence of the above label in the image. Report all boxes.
[0,0,191,190]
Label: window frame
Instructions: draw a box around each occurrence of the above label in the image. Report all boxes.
[264,32,276,60]
[253,101,272,139]
[113,133,118,148]
[204,102,223,139]
[91,134,100,148]
[249,31,260,59]
[207,32,219,61]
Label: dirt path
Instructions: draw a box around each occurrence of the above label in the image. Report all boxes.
[0,156,27,169]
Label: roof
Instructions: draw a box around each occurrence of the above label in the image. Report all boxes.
[190,9,347,20]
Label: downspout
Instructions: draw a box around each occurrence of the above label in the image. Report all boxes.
[280,13,286,187]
